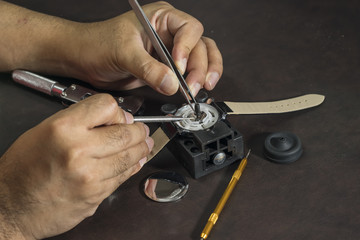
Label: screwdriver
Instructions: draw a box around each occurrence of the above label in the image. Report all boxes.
[200,150,251,240]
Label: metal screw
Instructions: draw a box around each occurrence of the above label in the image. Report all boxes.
[70,84,76,90]
[61,92,67,97]
[213,152,226,165]
[118,97,124,103]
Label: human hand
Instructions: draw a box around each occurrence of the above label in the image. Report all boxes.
[1,1,222,96]
[72,1,223,96]
[0,94,153,239]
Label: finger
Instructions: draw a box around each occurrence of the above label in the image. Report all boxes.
[103,161,144,197]
[64,94,133,128]
[88,122,150,158]
[185,40,208,96]
[97,137,153,180]
[119,43,179,95]
[202,37,223,90]
[166,10,204,74]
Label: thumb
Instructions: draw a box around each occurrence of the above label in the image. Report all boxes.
[122,46,179,95]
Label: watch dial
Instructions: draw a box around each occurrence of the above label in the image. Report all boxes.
[174,103,219,131]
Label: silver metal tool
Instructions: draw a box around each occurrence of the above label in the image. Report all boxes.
[133,115,194,123]
[129,0,200,115]
[12,70,144,114]
[12,70,193,123]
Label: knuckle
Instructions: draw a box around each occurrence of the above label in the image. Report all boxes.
[88,207,98,217]
[62,145,89,174]
[140,141,150,158]
[156,1,173,8]
[83,205,99,218]
[47,115,71,139]
[107,125,133,149]
[183,44,192,55]
[97,93,119,111]
[132,164,142,176]
[193,21,204,35]
[202,36,215,45]
[65,158,95,186]
[214,60,224,73]
[101,93,117,105]
[117,177,127,187]
[77,171,95,185]
[113,151,131,175]
[118,127,132,147]
[140,60,156,82]
[140,60,176,92]
[135,123,149,142]
[65,146,84,163]
[117,168,136,185]
[211,56,223,69]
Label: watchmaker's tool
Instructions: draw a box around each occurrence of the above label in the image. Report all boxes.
[133,115,194,123]
[200,149,251,240]
[12,70,197,123]
[156,95,245,179]
[12,70,143,114]
[128,0,201,117]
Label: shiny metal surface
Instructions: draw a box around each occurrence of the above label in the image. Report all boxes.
[133,115,194,123]
[11,70,144,114]
[213,152,226,165]
[12,70,67,97]
[143,172,189,203]
[174,103,219,131]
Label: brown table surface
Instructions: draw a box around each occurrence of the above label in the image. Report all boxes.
[1,0,360,239]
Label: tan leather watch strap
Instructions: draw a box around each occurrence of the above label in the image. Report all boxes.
[146,94,325,161]
[147,127,170,162]
[224,94,325,115]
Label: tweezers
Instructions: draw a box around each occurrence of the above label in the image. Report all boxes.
[129,0,199,114]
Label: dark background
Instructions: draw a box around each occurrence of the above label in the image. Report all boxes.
[1,0,359,239]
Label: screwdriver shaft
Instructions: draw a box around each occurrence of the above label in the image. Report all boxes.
[133,116,193,123]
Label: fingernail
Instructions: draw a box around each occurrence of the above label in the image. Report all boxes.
[190,82,201,96]
[159,73,178,95]
[123,110,134,124]
[145,137,154,151]
[139,157,147,168]
[206,72,220,89]
[176,58,187,74]
[144,124,150,136]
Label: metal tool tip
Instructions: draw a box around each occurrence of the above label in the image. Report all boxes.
[245,149,251,159]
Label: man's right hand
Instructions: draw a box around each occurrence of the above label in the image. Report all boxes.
[0,1,223,98]
[0,94,153,240]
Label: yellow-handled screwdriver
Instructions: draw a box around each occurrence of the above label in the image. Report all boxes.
[200,149,251,240]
